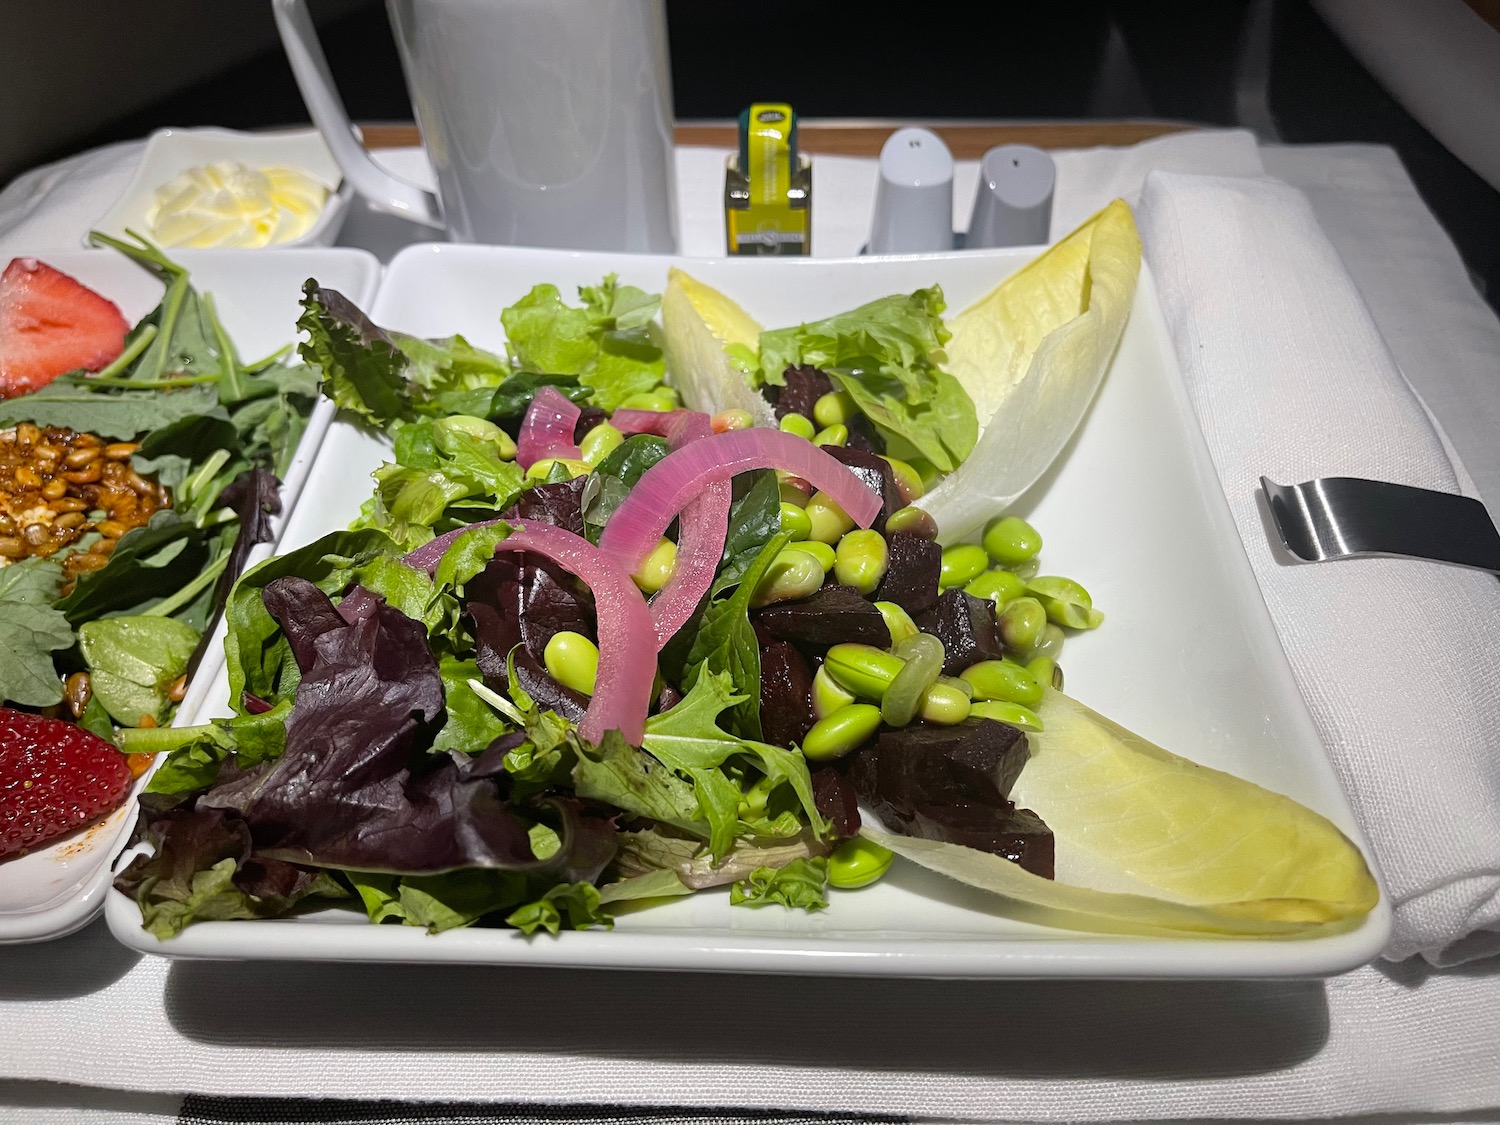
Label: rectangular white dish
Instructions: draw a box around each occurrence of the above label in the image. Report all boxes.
[0,246,381,944]
[105,243,1392,976]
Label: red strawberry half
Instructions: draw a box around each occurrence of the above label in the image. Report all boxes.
[1,708,133,861]
[0,258,130,399]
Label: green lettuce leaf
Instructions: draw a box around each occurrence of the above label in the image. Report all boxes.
[571,729,706,837]
[0,557,71,708]
[730,856,828,912]
[506,881,613,936]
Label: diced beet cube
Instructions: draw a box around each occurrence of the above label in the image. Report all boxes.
[754,585,890,649]
[916,589,1004,675]
[910,803,1054,879]
[825,446,901,531]
[758,638,816,749]
[811,767,861,839]
[852,719,1030,814]
[774,365,834,421]
[573,405,607,444]
[875,533,941,615]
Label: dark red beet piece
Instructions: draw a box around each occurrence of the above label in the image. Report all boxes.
[774,365,835,421]
[754,585,890,649]
[825,446,901,531]
[916,589,1004,675]
[758,638,816,749]
[811,767,861,839]
[875,533,941,615]
[573,405,607,444]
[910,803,1054,879]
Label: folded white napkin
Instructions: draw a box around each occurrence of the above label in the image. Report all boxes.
[1135,170,1500,965]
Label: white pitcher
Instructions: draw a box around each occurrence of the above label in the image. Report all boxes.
[272,0,679,251]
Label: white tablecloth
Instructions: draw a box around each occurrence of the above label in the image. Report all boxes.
[2,130,1499,1124]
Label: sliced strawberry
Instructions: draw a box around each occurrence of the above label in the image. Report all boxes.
[0,258,129,399]
[0,708,133,861]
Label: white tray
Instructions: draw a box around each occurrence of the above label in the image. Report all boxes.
[106,243,1392,976]
[0,246,381,944]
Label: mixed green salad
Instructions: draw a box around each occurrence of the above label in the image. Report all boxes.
[114,206,1380,940]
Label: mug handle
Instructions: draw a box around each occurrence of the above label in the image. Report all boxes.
[271,0,444,228]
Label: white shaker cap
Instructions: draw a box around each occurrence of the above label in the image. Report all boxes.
[868,127,954,255]
[966,144,1055,248]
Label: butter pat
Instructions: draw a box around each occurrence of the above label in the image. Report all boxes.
[148,161,331,249]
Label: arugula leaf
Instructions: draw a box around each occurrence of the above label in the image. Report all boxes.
[571,729,706,837]
[0,557,71,707]
[730,856,829,911]
[78,616,200,726]
[506,881,612,935]
[0,383,221,441]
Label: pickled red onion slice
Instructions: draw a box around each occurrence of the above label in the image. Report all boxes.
[516,385,582,470]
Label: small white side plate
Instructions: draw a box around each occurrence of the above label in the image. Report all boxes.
[106,244,1392,977]
[0,246,381,945]
[91,127,354,249]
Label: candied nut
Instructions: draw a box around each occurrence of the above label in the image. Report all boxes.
[64,672,91,719]
[104,442,138,460]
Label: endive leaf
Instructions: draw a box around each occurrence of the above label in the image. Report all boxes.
[864,690,1379,938]
[661,268,775,426]
[919,199,1143,541]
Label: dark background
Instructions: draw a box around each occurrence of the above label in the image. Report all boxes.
[35,0,1500,309]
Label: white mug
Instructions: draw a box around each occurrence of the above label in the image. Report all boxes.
[272,0,680,252]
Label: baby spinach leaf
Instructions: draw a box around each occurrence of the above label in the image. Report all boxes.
[0,557,71,708]
[78,616,200,726]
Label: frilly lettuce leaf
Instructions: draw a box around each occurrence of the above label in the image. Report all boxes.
[919,199,1142,540]
[730,856,829,912]
[865,689,1379,937]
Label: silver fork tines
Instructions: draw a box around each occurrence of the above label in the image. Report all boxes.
[1260,476,1500,575]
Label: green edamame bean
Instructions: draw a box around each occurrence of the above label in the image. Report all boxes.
[1026,576,1104,630]
[939,543,989,589]
[525,456,591,482]
[960,659,1043,706]
[812,390,855,429]
[982,515,1043,566]
[751,548,825,607]
[632,538,677,593]
[874,600,918,646]
[778,413,816,441]
[1026,655,1062,691]
[998,597,1047,653]
[823,643,905,700]
[880,456,925,504]
[918,681,972,724]
[881,633,944,726]
[779,476,811,506]
[812,665,857,719]
[834,529,889,595]
[579,422,624,466]
[938,674,974,699]
[827,838,894,888]
[1030,623,1066,662]
[617,391,672,412]
[780,502,813,541]
[970,700,1044,732]
[543,630,599,696]
[795,539,835,572]
[433,414,517,460]
[964,568,1026,606]
[711,408,754,432]
[802,703,883,762]
[1007,558,1040,581]
[805,491,857,545]
[884,505,939,541]
[813,423,848,447]
[655,385,682,407]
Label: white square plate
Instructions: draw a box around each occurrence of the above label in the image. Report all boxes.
[105,243,1392,976]
[0,246,381,944]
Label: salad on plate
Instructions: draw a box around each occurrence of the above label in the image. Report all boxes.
[110,205,1379,942]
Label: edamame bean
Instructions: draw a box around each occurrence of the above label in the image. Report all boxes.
[543,631,599,696]
[874,600,918,645]
[751,548,825,607]
[960,659,1043,706]
[880,456,925,504]
[1026,576,1104,629]
[827,838,894,889]
[964,568,1026,606]
[1007,558,1040,580]
[834,529,889,595]
[579,422,624,466]
[434,415,517,460]
[655,385,682,407]
[918,681,972,724]
[805,491,856,545]
[823,643,904,700]
[1030,623,1066,662]
[633,538,677,593]
[779,413,816,441]
[779,474,811,506]
[812,664,857,719]
[970,700,1044,732]
[617,391,673,412]
[796,539,835,572]
[525,456,591,481]
[711,408,754,432]
[1026,655,1062,691]
[998,597,1047,653]
[813,390,855,429]
[813,423,848,447]
[982,515,1043,566]
[939,543,989,589]
[780,502,813,541]
[884,505,939,541]
[882,633,944,726]
[802,703,883,762]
